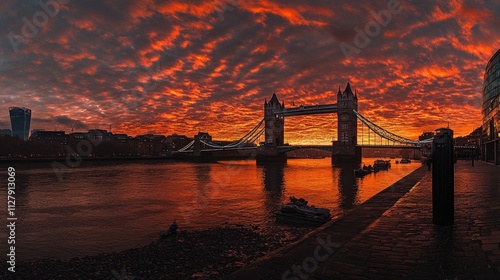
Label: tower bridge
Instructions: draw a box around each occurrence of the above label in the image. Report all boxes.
[174,83,438,164]
[260,83,361,163]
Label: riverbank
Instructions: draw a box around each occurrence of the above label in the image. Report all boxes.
[0,155,209,163]
[223,161,500,279]
[1,225,312,279]
[0,152,256,164]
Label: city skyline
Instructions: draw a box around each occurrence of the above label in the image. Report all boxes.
[1,1,500,144]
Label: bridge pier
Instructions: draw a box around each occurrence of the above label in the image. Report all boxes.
[332,144,362,165]
[193,137,201,157]
[256,146,287,164]
[191,134,217,162]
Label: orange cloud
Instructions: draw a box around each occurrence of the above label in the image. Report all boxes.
[1,0,498,144]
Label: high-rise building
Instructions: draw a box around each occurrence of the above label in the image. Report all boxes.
[9,107,31,140]
[481,48,500,164]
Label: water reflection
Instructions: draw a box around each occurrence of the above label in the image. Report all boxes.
[258,162,286,216]
[335,164,359,211]
[259,162,286,192]
[193,164,212,184]
[0,158,420,260]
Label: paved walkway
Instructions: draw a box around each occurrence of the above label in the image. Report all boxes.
[223,161,500,280]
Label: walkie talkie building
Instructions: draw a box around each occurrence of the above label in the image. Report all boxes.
[9,107,31,141]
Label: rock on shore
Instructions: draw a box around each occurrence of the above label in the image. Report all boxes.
[2,224,312,279]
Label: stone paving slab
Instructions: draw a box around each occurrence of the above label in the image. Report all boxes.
[224,161,500,280]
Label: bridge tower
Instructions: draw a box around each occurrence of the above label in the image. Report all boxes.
[332,83,362,164]
[257,93,286,163]
[264,93,285,146]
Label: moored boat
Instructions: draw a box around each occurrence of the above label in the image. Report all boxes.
[354,164,373,177]
[276,196,331,226]
[373,159,391,171]
[354,168,367,177]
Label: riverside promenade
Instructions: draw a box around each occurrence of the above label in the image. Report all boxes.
[224,161,500,280]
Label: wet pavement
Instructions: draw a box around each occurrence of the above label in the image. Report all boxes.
[223,161,500,280]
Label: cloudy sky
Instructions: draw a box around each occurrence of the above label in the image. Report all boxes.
[1,0,499,144]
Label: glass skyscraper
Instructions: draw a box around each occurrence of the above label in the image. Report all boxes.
[9,107,32,141]
[482,48,500,164]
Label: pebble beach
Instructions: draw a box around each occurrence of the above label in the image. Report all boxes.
[2,224,313,279]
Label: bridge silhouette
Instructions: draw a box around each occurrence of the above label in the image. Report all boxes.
[174,83,434,164]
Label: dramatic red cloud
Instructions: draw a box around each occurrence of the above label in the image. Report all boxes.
[1,0,500,145]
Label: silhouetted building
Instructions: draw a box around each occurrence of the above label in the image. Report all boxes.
[69,132,86,141]
[30,130,68,156]
[455,127,481,147]
[455,127,481,159]
[0,129,12,136]
[419,132,434,141]
[87,129,111,143]
[9,107,31,140]
[112,134,129,142]
[419,131,434,157]
[107,134,134,157]
[135,134,167,156]
[66,132,88,156]
[166,134,192,151]
[481,48,500,164]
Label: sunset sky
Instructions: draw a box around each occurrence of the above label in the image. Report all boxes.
[1,0,500,144]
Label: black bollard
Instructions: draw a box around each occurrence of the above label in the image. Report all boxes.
[432,128,454,225]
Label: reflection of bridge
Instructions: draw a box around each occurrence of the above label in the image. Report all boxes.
[174,83,437,164]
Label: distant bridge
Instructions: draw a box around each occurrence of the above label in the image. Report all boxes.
[172,83,462,163]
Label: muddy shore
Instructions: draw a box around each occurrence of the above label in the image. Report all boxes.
[1,224,313,279]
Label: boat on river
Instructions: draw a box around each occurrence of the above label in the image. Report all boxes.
[354,164,373,177]
[276,196,331,226]
[373,159,391,171]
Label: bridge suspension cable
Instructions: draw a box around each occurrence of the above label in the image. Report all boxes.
[177,140,195,152]
[176,118,265,151]
[201,118,264,148]
[353,110,432,146]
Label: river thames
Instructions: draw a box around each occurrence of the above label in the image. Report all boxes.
[0,158,420,260]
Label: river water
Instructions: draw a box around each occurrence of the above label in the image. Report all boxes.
[0,158,420,260]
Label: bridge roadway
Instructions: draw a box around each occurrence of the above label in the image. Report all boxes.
[274,104,338,117]
[358,144,421,149]
[176,144,426,154]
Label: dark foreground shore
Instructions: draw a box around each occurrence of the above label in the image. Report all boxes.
[1,224,312,279]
